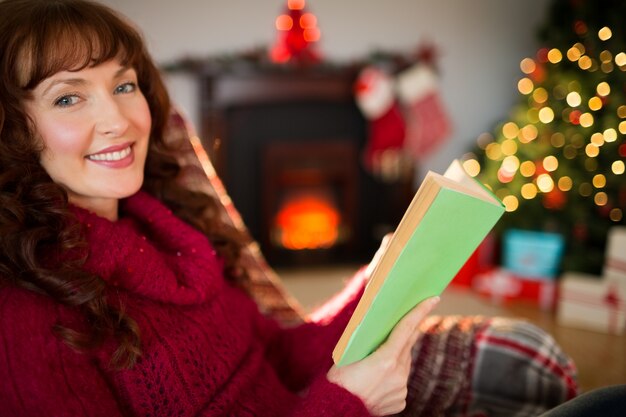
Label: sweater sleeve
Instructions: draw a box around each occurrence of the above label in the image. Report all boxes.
[0,288,127,417]
[260,267,368,391]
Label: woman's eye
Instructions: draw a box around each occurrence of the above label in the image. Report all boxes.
[115,82,137,94]
[54,95,80,108]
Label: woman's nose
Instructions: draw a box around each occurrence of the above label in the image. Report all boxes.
[95,96,130,137]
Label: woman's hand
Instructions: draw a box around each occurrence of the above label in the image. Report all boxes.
[327,296,440,416]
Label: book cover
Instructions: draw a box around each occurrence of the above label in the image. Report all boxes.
[333,160,505,366]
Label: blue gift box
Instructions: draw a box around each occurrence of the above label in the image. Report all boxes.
[503,229,565,280]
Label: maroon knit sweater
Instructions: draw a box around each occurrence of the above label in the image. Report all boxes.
[0,191,371,417]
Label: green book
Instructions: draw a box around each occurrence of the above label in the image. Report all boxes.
[332,160,505,366]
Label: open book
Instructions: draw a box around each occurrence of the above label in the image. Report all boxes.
[333,160,505,366]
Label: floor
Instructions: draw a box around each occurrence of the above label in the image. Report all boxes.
[277,264,626,393]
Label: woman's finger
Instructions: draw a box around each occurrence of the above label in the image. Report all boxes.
[380,296,440,355]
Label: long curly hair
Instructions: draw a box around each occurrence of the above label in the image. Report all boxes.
[0,0,248,368]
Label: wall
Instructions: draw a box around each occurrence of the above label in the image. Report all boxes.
[101,0,550,174]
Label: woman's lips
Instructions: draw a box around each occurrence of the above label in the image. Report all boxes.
[86,143,135,168]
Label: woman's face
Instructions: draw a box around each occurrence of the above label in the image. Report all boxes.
[25,59,151,220]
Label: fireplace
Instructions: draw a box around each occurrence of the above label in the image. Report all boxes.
[199,66,413,266]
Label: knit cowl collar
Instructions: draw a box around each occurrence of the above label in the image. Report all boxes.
[70,191,225,305]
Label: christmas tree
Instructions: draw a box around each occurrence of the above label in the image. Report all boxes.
[467,0,626,274]
[269,0,321,64]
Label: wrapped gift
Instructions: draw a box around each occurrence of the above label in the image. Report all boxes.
[502,229,564,280]
[603,226,626,285]
[557,272,626,335]
[473,267,556,310]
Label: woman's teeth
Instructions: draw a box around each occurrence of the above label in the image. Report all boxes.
[88,146,131,161]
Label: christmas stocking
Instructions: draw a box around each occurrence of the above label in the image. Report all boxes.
[354,67,406,174]
[396,64,451,159]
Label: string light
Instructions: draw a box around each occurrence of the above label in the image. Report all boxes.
[594,192,608,206]
[502,195,519,212]
[597,82,611,96]
[501,139,518,156]
[585,143,600,157]
[603,128,617,142]
[463,159,481,177]
[615,52,626,67]
[588,96,603,111]
[533,88,548,103]
[619,121,626,134]
[543,155,559,171]
[520,58,536,74]
[539,107,555,123]
[612,160,625,175]
[579,112,594,127]
[537,174,555,192]
[600,50,613,63]
[548,48,563,63]
[592,174,606,188]
[521,183,538,199]
[618,105,626,118]
[578,56,592,70]
[486,142,503,160]
[502,122,519,139]
[598,26,613,41]
[520,161,536,177]
[558,176,573,191]
[566,91,582,107]
[590,132,605,146]
[610,208,623,222]
[518,78,534,95]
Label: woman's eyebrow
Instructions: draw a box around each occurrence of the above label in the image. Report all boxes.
[41,78,86,97]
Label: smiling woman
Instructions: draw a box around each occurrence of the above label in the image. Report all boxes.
[25,61,152,220]
[0,1,580,417]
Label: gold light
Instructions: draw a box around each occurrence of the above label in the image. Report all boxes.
[502,122,519,139]
[620,121,626,134]
[520,161,536,177]
[518,78,534,95]
[618,105,626,118]
[598,26,613,41]
[578,56,592,70]
[593,174,606,188]
[558,176,573,191]
[502,155,520,173]
[597,82,611,96]
[533,88,548,103]
[604,128,617,142]
[588,96,603,111]
[539,107,555,123]
[601,62,614,73]
[520,58,536,74]
[579,113,594,127]
[501,139,518,156]
[502,195,519,212]
[537,174,555,192]
[463,159,481,177]
[616,52,626,67]
[521,124,538,142]
[543,155,559,172]
[548,48,563,63]
[567,92,582,107]
[610,208,623,222]
[591,132,605,146]
[521,183,538,199]
[594,192,608,206]
[567,45,583,61]
[585,143,600,157]
[612,160,625,175]
[486,142,503,160]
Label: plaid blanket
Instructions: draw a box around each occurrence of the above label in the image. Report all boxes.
[398,316,578,417]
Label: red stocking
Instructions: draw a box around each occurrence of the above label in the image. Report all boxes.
[396,64,451,159]
[354,67,406,173]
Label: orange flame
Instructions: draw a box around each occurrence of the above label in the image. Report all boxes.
[275,195,340,250]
